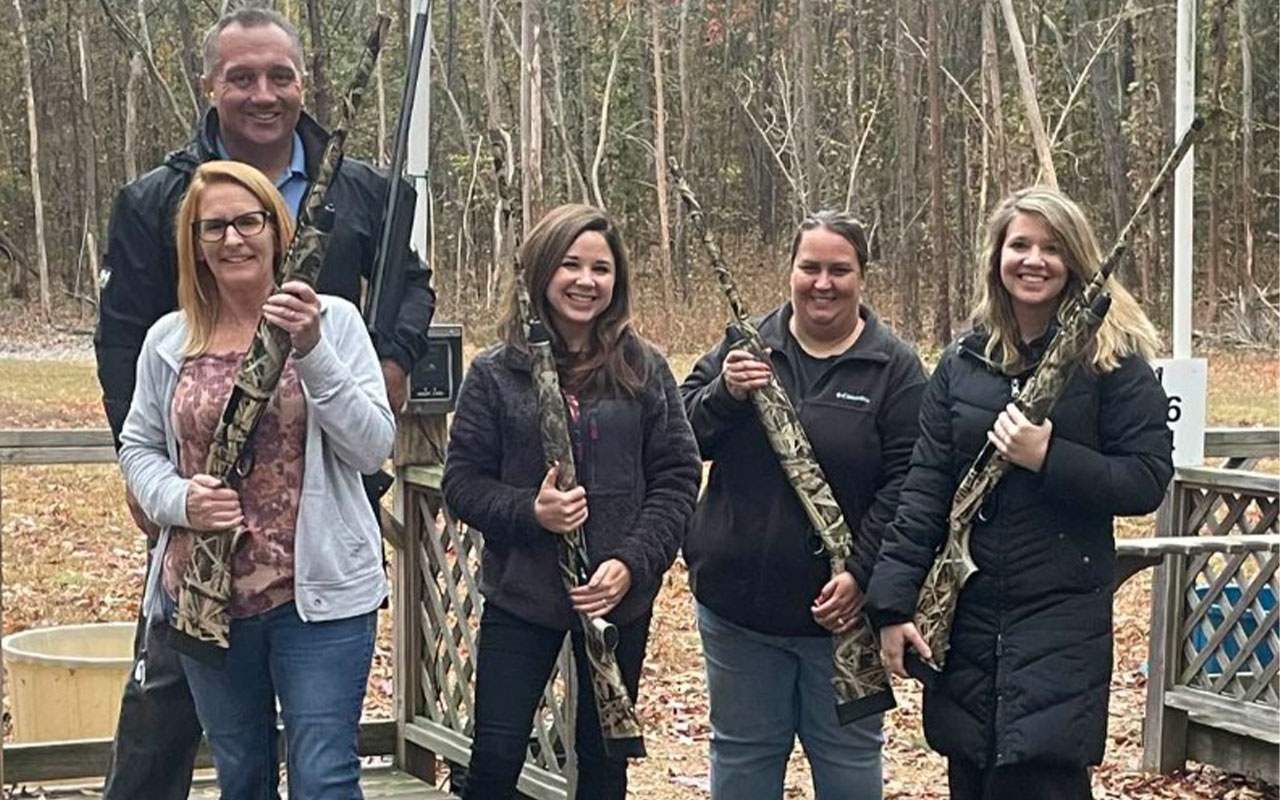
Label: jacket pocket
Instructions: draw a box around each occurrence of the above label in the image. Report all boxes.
[296,490,378,586]
[589,400,643,493]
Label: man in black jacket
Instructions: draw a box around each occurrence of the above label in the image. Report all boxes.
[94,8,435,798]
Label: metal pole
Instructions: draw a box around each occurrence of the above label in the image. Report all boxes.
[408,0,433,261]
[1172,0,1196,358]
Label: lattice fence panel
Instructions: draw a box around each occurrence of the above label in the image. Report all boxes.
[413,488,575,781]
[1176,482,1280,710]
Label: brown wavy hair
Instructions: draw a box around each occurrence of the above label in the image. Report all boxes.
[499,204,649,396]
[175,160,295,355]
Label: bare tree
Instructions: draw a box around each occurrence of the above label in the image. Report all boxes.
[13,0,50,313]
[797,0,816,208]
[591,16,628,210]
[124,52,143,181]
[1237,0,1254,285]
[520,0,544,229]
[303,0,331,126]
[981,0,1008,198]
[77,27,101,303]
[649,0,674,303]
[674,0,693,298]
[996,0,1057,187]
[927,0,949,343]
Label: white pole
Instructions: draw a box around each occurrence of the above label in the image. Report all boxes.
[408,0,433,260]
[1172,0,1196,358]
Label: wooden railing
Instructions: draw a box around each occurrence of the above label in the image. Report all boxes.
[394,467,573,800]
[1143,427,1279,782]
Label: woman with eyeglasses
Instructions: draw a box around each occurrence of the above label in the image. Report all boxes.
[117,160,394,798]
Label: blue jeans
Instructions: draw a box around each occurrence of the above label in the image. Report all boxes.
[178,602,376,800]
[697,603,884,800]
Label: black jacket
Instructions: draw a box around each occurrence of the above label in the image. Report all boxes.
[441,340,701,630]
[680,304,926,637]
[867,328,1173,769]
[94,109,435,441]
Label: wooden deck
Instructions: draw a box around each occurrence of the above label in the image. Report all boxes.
[36,767,454,799]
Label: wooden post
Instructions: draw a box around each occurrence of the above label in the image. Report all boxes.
[1143,483,1190,773]
[392,411,448,782]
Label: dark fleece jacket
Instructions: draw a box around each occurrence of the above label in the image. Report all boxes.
[442,339,702,630]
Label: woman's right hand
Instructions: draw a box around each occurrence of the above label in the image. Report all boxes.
[721,348,772,401]
[879,621,933,679]
[534,463,588,535]
[185,473,243,531]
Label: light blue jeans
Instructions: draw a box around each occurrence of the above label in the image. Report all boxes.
[697,603,884,800]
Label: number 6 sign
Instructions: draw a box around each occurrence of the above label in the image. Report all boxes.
[1152,358,1207,467]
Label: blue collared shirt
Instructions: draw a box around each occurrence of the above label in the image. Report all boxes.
[216,131,309,220]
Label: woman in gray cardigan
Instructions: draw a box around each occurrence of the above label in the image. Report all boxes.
[118,161,394,800]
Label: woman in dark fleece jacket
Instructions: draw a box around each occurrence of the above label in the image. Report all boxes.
[680,212,926,800]
[442,204,701,800]
[868,187,1173,800]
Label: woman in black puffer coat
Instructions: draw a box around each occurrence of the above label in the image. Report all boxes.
[867,187,1174,800]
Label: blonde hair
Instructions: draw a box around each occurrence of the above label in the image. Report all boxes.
[971,186,1161,373]
[174,160,295,355]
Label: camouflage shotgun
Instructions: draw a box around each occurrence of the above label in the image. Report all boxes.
[669,159,896,723]
[488,129,645,757]
[904,118,1205,683]
[168,14,391,665]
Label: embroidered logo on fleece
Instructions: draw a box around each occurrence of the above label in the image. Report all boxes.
[835,391,871,405]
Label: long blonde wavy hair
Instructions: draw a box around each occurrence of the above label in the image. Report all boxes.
[174,160,295,355]
[971,186,1161,373]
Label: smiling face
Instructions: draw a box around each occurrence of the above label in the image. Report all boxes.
[790,227,863,339]
[196,181,277,299]
[999,212,1069,325]
[203,22,304,155]
[544,230,617,348]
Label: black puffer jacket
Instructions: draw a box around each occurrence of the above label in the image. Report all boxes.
[681,304,926,636]
[94,109,435,442]
[867,328,1173,768]
[442,340,701,630]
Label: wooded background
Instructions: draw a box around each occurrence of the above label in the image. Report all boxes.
[1,0,1276,352]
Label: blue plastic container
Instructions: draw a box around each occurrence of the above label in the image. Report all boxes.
[1190,583,1277,675]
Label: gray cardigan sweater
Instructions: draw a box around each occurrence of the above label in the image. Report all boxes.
[119,296,395,624]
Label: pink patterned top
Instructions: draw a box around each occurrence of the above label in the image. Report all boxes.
[162,351,308,618]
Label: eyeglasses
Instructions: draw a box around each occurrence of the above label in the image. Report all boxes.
[193,210,273,243]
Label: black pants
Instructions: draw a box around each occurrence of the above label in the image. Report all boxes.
[461,603,650,800]
[102,599,203,800]
[948,758,1092,800]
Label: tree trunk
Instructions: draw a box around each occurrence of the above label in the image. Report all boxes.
[981,0,1008,197]
[996,0,1056,187]
[374,0,387,164]
[674,0,693,300]
[1068,0,1131,248]
[798,0,817,208]
[1204,0,1229,327]
[124,52,143,182]
[78,27,101,303]
[894,0,919,340]
[1237,0,1254,285]
[520,0,544,229]
[304,0,331,126]
[927,0,949,344]
[13,0,50,313]
[649,0,674,304]
[174,0,201,110]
